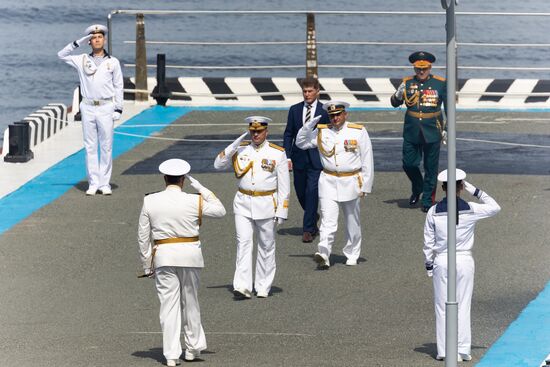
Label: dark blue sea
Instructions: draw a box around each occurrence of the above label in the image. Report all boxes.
[2,0,550,142]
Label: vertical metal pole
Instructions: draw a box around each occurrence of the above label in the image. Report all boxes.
[107,13,112,55]
[305,13,318,78]
[135,13,148,102]
[443,0,458,366]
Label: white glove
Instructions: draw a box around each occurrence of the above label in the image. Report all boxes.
[273,217,284,226]
[463,180,477,196]
[229,131,249,149]
[112,112,122,121]
[425,263,434,278]
[441,130,448,145]
[304,115,322,130]
[186,175,203,192]
[394,82,405,99]
[237,130,249,142]
[76,34,93,47]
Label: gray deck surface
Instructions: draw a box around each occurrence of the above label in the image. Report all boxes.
[0,109,548,366]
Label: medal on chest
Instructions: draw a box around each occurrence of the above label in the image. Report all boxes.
[261,158,276,172]
[421,88,439,107]
[344,139,358,152]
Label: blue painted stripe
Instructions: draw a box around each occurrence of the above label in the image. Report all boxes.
[0,106,190,235]
[476,281,550,367]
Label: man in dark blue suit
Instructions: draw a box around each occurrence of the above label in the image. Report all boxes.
[283,77,330,243]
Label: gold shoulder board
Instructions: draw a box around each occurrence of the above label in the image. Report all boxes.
[317,124,328,129]
[433,75,446,82]
[403,76,414,83]
[239,141,251,146]
[347,123,363,130]
[268,142,285,151]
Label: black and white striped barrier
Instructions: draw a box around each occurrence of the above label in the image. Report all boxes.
[123,77,550,109]
[2,103,68,160]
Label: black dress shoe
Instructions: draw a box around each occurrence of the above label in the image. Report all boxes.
[421,206,430,213]
[409,194,421,206]
[302,232,313,243]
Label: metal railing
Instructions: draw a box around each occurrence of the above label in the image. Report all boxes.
[107,9,550,101]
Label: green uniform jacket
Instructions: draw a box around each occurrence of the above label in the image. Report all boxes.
[392,74,447,144]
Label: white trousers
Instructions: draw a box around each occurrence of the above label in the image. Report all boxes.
[317,197,362,262]
[233,215,276,294]
[433,252,475,357]
[155,267,207,360]
[79,102,114,190]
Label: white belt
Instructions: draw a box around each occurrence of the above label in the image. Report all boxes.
[82,97,113,106]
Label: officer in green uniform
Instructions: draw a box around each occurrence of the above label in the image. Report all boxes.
[391,51,447,212]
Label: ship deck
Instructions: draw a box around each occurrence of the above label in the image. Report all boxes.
[0,106,549,366]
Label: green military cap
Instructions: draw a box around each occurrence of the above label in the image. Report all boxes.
[409,51,436,68]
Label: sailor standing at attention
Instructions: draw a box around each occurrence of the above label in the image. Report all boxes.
[214,116,290,299]
[390,51,447,212]
[423,169,500,362]
[58,24,123,196]
[138,159,226,366]
[296,101,374,270]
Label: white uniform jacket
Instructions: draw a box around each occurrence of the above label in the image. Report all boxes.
[295,121,374,202]
[138,185,226,273]
[423,189,501,266]
[58,42,124,112]
[214,140,290,220]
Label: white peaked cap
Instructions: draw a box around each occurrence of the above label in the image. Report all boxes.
[244,116,272,124]
[159,159,191,176]
[85,24,108,35]
[322,100,350,114]
[437,168,466,182]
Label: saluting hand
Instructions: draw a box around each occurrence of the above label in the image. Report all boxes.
[187,175,204,192]
[304,115,322,130]
[463,181,478,197]
[229,131,249,150]
[237,130,250,142]
[76,34,93,47]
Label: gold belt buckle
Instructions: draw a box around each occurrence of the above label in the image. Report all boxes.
[93,100,100,106]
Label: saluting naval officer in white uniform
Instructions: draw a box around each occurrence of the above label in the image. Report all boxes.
[58,24,123,196]
[423,169,500,362]
[296,101,374,269]
[138,159,226,367]
[214,116,290,299]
